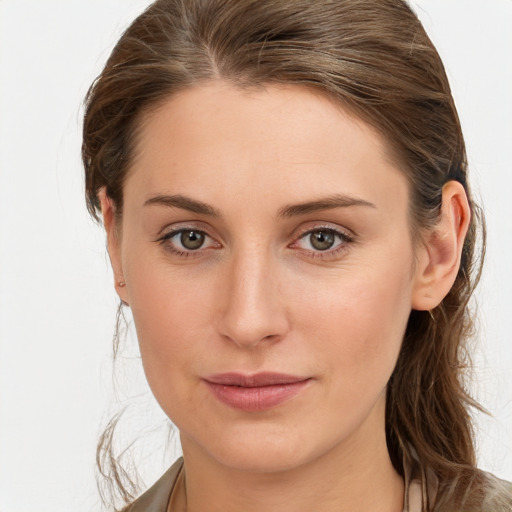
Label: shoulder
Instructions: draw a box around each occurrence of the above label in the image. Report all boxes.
[479,471,512,511]
[433,469,512,512]
[123,458,184,512]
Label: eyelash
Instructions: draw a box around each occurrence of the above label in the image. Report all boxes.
[156,225,354,260]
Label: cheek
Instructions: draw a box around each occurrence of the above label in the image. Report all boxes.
[122,252,213,391]
[289,261,413,385]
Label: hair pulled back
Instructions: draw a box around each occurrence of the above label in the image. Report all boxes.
[82,0,505,510]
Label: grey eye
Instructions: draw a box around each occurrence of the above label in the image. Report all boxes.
[180,230,205,250]
[309,231,336,251]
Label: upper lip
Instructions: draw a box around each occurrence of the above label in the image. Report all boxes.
[205,372,310,387]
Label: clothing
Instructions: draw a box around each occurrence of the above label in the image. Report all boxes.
[123,459,183,512]
[124,457,512,511]
[124,457,423,512]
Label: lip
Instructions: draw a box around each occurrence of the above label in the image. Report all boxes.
[204,372,311,412]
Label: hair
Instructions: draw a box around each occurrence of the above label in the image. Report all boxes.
[82,0,511,510]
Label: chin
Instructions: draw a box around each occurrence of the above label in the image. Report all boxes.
[212,443,311,474]
[184,420,337,475]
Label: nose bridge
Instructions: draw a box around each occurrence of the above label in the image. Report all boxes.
[218,244,287,347]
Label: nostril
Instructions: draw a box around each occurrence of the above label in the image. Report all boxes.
[220,331,283,349]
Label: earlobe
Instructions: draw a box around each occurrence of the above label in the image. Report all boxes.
[98,188,129,305]
[411,181,471,311]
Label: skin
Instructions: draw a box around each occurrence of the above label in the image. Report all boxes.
[100,81,470,512]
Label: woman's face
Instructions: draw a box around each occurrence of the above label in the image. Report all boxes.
[112,81,426,473]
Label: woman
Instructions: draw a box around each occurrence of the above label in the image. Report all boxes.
[82,0,512,510]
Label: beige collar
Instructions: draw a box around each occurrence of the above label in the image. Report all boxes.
[166,458,425,512]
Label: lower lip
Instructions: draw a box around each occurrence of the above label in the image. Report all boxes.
[205,380,310,412]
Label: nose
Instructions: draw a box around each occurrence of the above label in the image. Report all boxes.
[216,250,290,348]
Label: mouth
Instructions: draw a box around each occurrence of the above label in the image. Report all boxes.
[204,372,312,412]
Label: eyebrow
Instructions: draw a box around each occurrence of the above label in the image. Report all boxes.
[144,194,221,217]
[278,194,376,217]
[143,193,376,217]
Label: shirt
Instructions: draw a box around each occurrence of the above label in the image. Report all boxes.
[124,457,425,512]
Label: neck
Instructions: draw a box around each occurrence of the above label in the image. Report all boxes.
[180,407,404,512]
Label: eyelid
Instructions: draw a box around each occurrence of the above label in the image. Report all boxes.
[293,222,356,242]
[155,220,214,239]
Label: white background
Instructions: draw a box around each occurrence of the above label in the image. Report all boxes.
[0,1,511,510]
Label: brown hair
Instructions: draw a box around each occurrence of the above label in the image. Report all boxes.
[82,0,509,510]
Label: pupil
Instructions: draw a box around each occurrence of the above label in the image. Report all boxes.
[310,231,335,251]
[181,231,204,250]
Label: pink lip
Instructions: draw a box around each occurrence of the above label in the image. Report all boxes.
[204,372,311,412]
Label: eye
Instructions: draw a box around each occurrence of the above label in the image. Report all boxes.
[179,230,206,250]
[158,228,220,255]
[307,230,337,251]
[294,227,352,255]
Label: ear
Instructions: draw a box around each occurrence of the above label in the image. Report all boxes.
[411,181,471,311]
[98,188,129,305]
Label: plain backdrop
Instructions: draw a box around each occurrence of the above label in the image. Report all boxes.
[0,1,511,511]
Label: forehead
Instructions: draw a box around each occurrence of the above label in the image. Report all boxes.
[125,80,408,217]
